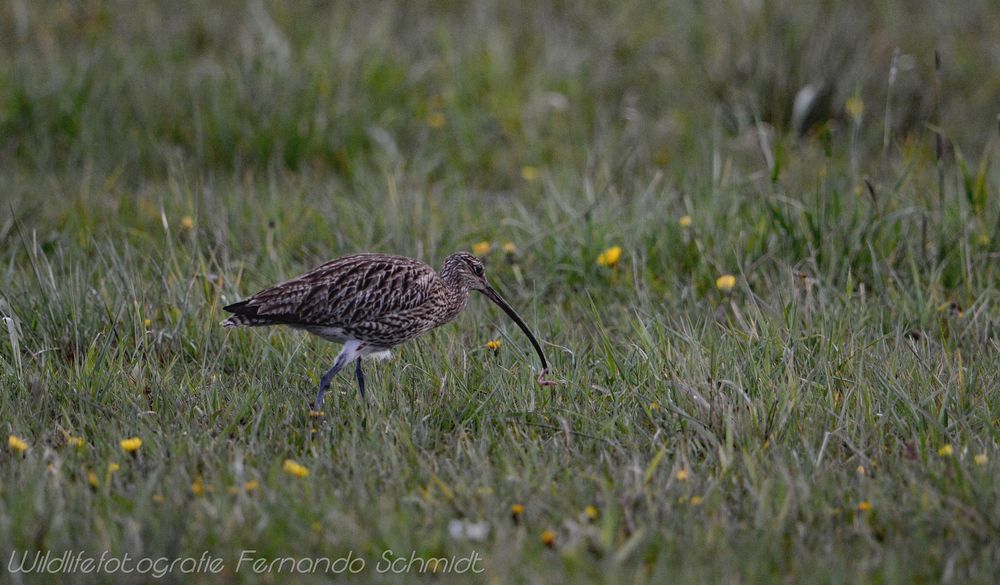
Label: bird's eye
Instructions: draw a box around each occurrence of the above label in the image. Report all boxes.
[472,263,484,276]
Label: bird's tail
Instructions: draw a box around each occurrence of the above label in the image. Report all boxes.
[221,300,275,328]
[220,314,274,328]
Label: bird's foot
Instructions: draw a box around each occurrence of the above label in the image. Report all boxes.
[537,369,558,386]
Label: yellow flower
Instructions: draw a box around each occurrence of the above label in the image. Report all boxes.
[283,459,310,478]
[8,435,28,453]
[938,444,953,457]
[180,215,195,231]
[108,462,120,473]
[856,465,866,476]
[596,246,622,268]
[541,529,557,548]
[120,437,142,453]
[857,500,872,512]
[654,149,670,166]
[675,468,689,482]
[520,166,540,181]
[502,241,517,255]
[846,96,865,121]
[689,495,703,506]
[472,241,491,256]
[152,494,165,503]
[243,479,260,492]
[486,339,502,351]
[715,274,736,292]
[584,505,599,520]
[974,453,988,465]
[191,477,206,496]
[678,215,693,228]
[427,111,446,128]
[87,470,99,487]
[143,318,152,328]
[510,503,524,521]
[977,233,990,246]
[649,401,660,411]
[308,410,324,418]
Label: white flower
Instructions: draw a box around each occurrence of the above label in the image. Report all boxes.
[447,519,490,542]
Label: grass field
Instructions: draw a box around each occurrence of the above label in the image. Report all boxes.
[2,1,1000,583]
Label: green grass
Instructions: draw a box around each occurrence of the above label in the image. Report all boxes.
[2,1,1000,583]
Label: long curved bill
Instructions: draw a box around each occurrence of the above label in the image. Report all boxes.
[481,285,558,386]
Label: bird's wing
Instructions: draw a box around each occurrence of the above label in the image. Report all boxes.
[230,254,441,327]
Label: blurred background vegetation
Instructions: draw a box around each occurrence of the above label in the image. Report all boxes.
[3,0,998,179]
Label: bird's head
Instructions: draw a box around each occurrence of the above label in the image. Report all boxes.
[441,251,556,385]
[441,251,489,292]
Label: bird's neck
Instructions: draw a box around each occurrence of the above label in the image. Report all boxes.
[442,279,470,321]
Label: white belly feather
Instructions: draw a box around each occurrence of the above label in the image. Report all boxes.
[299,325,392,360]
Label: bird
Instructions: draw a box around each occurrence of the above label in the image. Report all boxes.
[222,251,556,408]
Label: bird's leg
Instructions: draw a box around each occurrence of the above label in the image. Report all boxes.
[355,358,367,403]
[314,353,348,410]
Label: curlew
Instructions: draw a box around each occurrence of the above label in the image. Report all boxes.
[222,251,555,408]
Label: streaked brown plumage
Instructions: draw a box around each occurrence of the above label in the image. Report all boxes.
[222,251,554,407]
